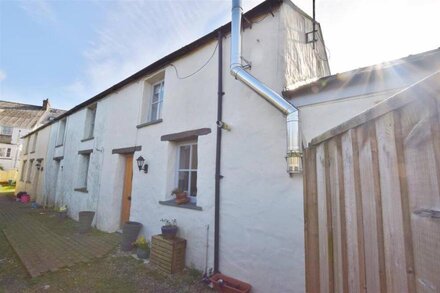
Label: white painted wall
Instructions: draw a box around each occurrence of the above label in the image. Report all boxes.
[16,126,50,203]
[16,2,329,292]
[298,90,399,145]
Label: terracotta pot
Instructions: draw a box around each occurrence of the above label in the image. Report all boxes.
[175,192,189,204]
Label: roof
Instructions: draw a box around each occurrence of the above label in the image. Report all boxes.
[283,47,440,100]
[24,0,314,138]
[0,100,65,130]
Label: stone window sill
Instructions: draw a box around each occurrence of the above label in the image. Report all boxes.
[74,187,88,193]
[159,199,202,211]
[55,144,63,148]
[136,119,163,129]
[81,137,94,142]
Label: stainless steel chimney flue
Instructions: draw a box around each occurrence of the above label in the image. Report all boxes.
[230,0,302,173]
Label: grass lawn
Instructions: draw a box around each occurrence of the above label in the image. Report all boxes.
[0,197,212,293]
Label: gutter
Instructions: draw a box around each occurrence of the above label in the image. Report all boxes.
[230,0,302,173]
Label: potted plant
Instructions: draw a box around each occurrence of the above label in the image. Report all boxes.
[57,205,68,219]
[160,218,178,240]
[133,236,150,259]
[171,188,189,204]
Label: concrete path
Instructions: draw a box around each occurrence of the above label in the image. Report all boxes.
[0,196,119,277]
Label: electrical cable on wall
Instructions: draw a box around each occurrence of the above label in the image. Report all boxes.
[170,40,219,79]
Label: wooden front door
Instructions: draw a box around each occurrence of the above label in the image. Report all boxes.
[120,154,133,227]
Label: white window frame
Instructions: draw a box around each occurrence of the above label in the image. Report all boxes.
[175,141,198,199]
[0,147,11,158]
[149,80,164,122]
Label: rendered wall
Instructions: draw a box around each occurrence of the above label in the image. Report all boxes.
[16,126,50,203]
[299,90,399,146]
[23,2,329,292]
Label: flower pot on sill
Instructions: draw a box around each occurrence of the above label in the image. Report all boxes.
[189,195,197,204]
[161,225,178,240]
[175,193,189,205]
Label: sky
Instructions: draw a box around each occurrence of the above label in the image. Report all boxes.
[0,0,439,110]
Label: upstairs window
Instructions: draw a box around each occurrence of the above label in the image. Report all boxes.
[0,126,13,136]
[20,160,27,181]
[24,137,30,154]
[31,132,38,152]
[0,147,11,158]
[149,80,164,122]
[56,118,66,146]
[176,142,198,201]
[84,105,97,140]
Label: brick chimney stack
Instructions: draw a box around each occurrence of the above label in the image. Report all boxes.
[42,99,50,110]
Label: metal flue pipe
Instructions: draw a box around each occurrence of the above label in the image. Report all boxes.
[230,0,302,173]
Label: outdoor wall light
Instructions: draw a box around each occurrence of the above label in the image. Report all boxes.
[136,155,148,173]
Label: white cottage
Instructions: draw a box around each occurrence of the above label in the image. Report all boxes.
[18,0,330,291]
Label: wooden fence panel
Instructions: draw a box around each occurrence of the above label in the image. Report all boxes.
[399,98,440,292]
[316,144,331,293]
[303,72,440,293]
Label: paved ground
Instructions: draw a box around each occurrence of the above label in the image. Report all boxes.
[0,194,212,292]
[0,195,118,277]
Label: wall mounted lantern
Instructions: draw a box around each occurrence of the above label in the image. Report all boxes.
[136,156,148,173]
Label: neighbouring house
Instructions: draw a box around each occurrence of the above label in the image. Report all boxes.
[0,99,64,182]
[283,48,440,146]
[17,1,329,292]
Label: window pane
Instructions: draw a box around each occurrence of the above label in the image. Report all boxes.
[159,82,164,102]
[152,84,161,102]
[156,101,163,119]
[6,148,11,157]
[191,145,197,169]
[0,148,5,157]
[179,145,190,169]
[150,103,158,121]
[190,172,197,197]
[178,171,189,192]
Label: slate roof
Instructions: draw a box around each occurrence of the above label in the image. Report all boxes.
[0,100,65,130]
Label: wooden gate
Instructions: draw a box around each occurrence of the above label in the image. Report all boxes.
[303,72,440,293]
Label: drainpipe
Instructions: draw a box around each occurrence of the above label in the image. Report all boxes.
[214,30,223,273]
[230,0,302,173]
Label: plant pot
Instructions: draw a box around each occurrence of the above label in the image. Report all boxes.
[78,211,95,234]
[189,195,197,204]
[136,247,150,259]
[210,273,252,293]
[175,192,189,205]
[57,210,67,219]
[20,194,30,203]
[121,221,142,251]
[161,225,178,239]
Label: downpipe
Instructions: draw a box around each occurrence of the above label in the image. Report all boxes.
[230,0,302,173]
